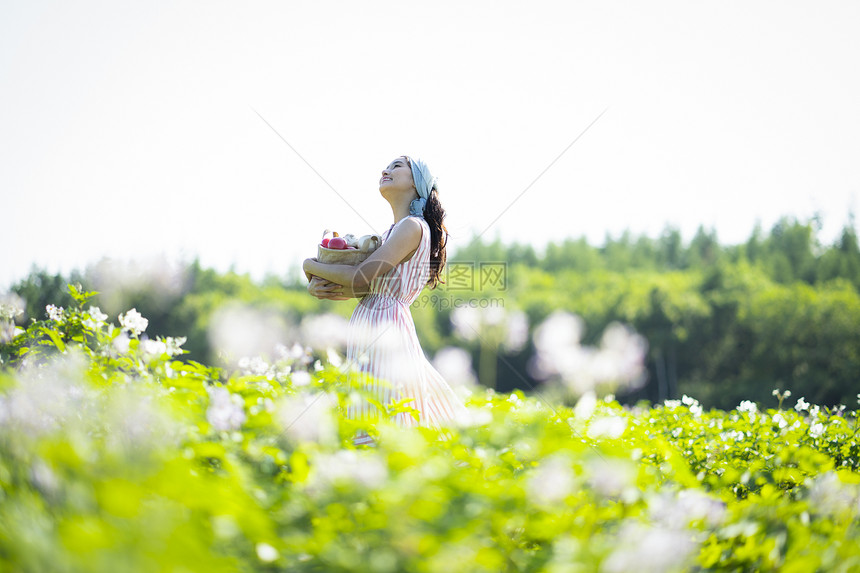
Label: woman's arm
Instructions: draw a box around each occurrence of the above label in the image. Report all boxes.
[303,218,422,296]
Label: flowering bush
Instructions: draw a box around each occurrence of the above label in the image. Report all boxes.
[1,287,859,572]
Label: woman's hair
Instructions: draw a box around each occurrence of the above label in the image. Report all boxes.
[423,187,448,289]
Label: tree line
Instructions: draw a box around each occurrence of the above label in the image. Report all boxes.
[8,215,860,409]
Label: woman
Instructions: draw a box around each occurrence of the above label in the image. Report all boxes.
[303,156,466,444]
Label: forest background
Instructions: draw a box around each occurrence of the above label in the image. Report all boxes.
[8,214,860,411]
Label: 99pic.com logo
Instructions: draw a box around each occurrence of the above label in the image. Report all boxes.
[354,261,508,311]
[411,294,505,311]
[412,260,508,311]
[441,261,507,292]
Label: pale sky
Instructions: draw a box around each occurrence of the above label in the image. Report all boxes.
[2,1,859,289]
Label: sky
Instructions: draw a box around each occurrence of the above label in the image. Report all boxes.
[2,0,859,289]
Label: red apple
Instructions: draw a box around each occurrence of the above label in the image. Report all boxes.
[321,237,330,247]
[328,237,347,249]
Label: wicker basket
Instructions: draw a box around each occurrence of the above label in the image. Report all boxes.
[317,232,381,265]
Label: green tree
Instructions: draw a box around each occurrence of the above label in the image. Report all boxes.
[764,217,818,284]
[656,225,684,270]
[12,268,80,322]
[686,225,722,269]
[817,220,860,288]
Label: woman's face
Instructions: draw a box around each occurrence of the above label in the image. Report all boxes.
[379,156,416,198]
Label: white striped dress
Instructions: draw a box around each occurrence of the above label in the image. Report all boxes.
[346,215,466,444]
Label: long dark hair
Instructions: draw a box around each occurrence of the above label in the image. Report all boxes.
[423,187,448,289]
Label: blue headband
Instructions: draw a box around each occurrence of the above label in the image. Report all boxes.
[407,156,437,218]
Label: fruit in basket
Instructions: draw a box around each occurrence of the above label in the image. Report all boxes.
[342,234,358,247]
[357,234,380,253]
[318,229,382,265]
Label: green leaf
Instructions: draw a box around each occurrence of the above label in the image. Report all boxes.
[42,326,66,352]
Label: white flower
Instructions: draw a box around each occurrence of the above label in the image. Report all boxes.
[503,310,529,352]
[290,370,312,387]
[164,336,186,357]
[482,306,506,327]
[206,387,246,432]
[737,400,757,413]
[529,312,646,395]
[0,321,24,344]
[587,415,627,439]
[29,458,60,495]
[103,384,181,451]
[534,310,584,351]
[721,429,746,442]
[808,404,820,418]
[300,313,349,351]
[574,390,598,420]
[277,342,311,364]
[277,391,337,445]
[140,337,184,359]
[453,406,493,428]
[113,332,131,354]
[585,457,636,498]
[239,356,271,377]
[0,293,25,321]
[119,308,148,336]
[681,394,703,416]
[807,471,860,517]
[432,347,478,394]
[451,307,527,352]
[309,449,388,490]
[88,306,108,322]
[809,422,825,438]
[649,489,726,529]
[141,339,168,357]
[450,307,482,341]
[794,397,809,412]
[208,304,292,366]
[82,306,108,329]
[256,543,279,563]
[597,323,648,384]
[0,354,91,437]
[45,304,64,322]
[527,455,575,505]
[601,522,695,573]
[772,412,788,429]
[326,348,343,368]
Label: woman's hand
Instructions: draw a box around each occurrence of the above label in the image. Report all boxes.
[307,276,349,300]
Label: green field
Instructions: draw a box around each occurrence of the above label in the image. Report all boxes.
[1,287,858,572]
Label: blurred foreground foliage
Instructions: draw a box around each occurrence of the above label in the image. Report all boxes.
[7,215,860,409]
[1,290,859,572]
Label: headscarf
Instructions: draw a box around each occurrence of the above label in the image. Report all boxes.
[406,156,437,218]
